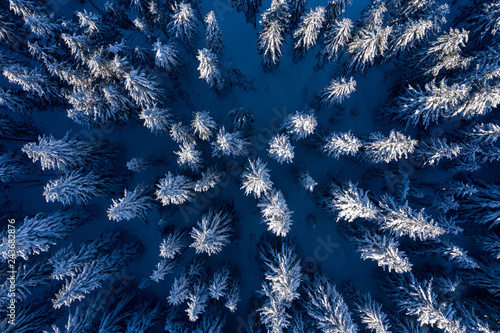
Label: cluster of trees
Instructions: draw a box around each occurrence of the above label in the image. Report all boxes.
[0,0,500,331]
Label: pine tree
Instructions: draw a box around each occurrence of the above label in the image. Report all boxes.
[470,2,500,38]
[2,64,57,98]
[24,12,59,37]
[0,151,29,183]
[395,277,465,333]
[197,48,224,91]
[305,276,358,333]
[346,26,392,72]
[268,134,295,164]
[363,130,417,163]
[0,210,82,261]
[354,292,392,333]
[324,0,351,23]
[107,185,153,222]
[174,142,203,171]
[211,126,250,157]
[258,20,285,71]
[378,194,445,241]
[52,242,139,309]
[43,170,111,205]
[467,123,500,145]
[415,138,462,166]
[356,230,412,273]
[320,76,356,105]
[150,258,176,282]
[153,39,181,73]
[190,208,233,255]
[168,273,190,305]
[228,107,255,130]
[282,110,317,140]
[169,121,196,145]
[225,278,241,312]
[260,242,302,303]
[21,132,104,171]
[241,157,273,199]
[156,172,195,205]
[258,282,291,333]
[322,131,362,159]
[289,0,307,29]
[186,283,210,322]
[318,18,353,65]
[327,181,379,222]
[124,302,161,333]
[194,167,222,192]
[257,189,294,237]
[391,18,434,55]
[293,7,325,60]
[123,68,161,107]
[191,110,216,141]
[231,0,263,27]
[205,11,224,54]
[209,264,230,300]
[438,241,480,269]
[168,1,197,43]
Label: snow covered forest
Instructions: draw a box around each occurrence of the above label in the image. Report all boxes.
[1,0,500,331]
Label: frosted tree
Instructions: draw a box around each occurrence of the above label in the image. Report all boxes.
[225,279,241,312]
[415,138,462,166]
[156,172,195,205]
[468,260,500,297]
[282,110,317,140]
[43,170,110,205]
[320,76,357,105]
[124,302,161,333]
[231,0,263,27]
[322,131,362,159]
[378,194,445,241]
[354,292,392,333]
[293,7,325,59]
[169,121,196,145]
[190,208,233,255]
[260,242,302,303]
[205,11,223,54]
[393,80,470,128]
[174,142,203,171]
[191,110,216,141]
[425,28,470,76]
[107,185,153,222]
[258,282,291,333]
[2,64,57,98]
[467,123,500,144]
[153,40,181,73]
[211,126,250,157]
[150,258,176,283]
[159,230,186,260]
[475,234,500,260]
[391,19,434,55]
[318,18,353,65]
[356,230,412,273]
[168,1,197,42]
[22,133,103,171]
[241,157,273,199]
[168,273,190,305]
[396,277,465,333]
[126,155,158,172]
[0,210,81,261]
[258,20,285,71]
[268,134,295,164]
[299,171,317,192]
[305,277,358,333]
[209,264,230,299]
[123,69,161,108]
[363,130,418,163]
[186,283,210,322]
[197,48,224,91]
[76,10,104,36]
[194,167,222,192]
[24,13,59,37]
[52,242,139,309]
[328,181,379,222]
[257,189,294,237]
[346,26,392,72]
[439,242,480,269]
